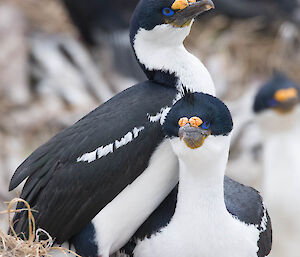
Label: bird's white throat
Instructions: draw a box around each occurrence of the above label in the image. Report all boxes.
[174,136,230,217]
[133,23,215,96]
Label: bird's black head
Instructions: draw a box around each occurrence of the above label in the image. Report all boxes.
[129,0,214,85]
[163,92,233,151]
[253,73,300,115]
[130,0,214,44]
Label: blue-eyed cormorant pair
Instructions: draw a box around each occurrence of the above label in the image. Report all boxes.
[9,0,215,256]
[254,73,300,257]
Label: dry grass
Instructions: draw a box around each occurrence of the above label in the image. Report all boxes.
[0,198,79,257]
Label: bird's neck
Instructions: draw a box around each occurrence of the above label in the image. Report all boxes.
[132,27,215,96]
[174,148,229,219]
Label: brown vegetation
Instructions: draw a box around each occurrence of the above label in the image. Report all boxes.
[0,198,79,257]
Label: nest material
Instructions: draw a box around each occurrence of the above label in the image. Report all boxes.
[0,198,79,257]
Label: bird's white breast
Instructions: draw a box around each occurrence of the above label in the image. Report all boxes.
[133,139,260,257]
[133,209,259,257]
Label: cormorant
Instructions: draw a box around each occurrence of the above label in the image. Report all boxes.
[253,72,300,257]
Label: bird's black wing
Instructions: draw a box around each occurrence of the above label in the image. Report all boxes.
[9,81,176,244]
[224,176,272,257]
[122,176,272,257]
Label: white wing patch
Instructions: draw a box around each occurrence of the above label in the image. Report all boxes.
[147,107,171,125]
[160,107,171,125]
[98,144,114,159]
[256,202,268,232]
[77,126,145,163]
[76,150,97,163]
[147,109,164,123]
[115,132,133,149]
[173,90,184,105]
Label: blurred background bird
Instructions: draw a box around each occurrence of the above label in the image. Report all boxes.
[0,0,299,256]
[253,73,300,257]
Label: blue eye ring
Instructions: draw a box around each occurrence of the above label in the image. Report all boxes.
[162,7,174,17]
[202,121,210,130]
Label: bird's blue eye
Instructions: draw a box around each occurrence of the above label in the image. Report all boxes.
[202,121,210,130]
[162,7,174,17]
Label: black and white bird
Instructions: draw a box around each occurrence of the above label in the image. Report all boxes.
[117,92,272,257]
[253,73,300,257]
[9,0,215,256]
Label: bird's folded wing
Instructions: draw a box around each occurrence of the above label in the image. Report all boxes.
[9,81,176,244]
[224,176,272,257]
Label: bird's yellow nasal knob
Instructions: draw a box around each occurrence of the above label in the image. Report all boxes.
[172,0,189,10]
[189,117,203,127]
[274,88,298,102]
[179,117,189,127]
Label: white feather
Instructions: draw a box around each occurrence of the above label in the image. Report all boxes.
[77,127,144,163]
[115,132,133,149]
